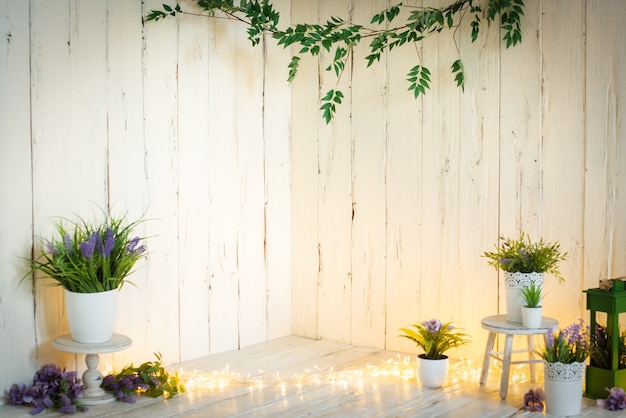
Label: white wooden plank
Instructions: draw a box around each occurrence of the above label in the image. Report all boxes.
[176,3,212,362]
[140,0,181,362]
[207,9,242,354]
[540,0,585,322]
[290,0,321,340]
[419,0,461,329]
[383,5,423,354]
[316,0,353,345]
[263,0,293,341]
[584,0,626,289]
[0,0,37,394]
[349,0,387,349]
[235,8,269,348]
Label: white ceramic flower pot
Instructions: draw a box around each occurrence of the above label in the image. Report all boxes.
[544,361,585,416]
[504,272,544,322]
[65,288,119,343]
[521,306,543,328]
[417,354,449,388]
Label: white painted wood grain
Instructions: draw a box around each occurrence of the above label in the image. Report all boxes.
[383,3,423,354]
[316,0,353,345]
[141,0,181,362]
[349,0,387,349]
[456,2,502,354]
[419,0,462,330]
[263,0,293,341]
[0,0,37,395]
[235,10,269,349]
[176,5,212,362]
[207,11,243,354]
[540,1,585,322]
[290,0,321,341]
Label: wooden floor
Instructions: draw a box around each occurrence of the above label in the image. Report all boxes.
[1,336,622,417]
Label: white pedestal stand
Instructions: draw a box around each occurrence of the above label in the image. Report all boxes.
[53,333,132,406]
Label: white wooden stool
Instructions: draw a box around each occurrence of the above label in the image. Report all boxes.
[479,314,558,399]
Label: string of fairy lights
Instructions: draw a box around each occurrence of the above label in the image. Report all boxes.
[169,356,533,394]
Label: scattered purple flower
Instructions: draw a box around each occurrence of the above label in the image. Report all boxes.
[523,388,545,412]
[598,387,626,411]
[5,364,86,415]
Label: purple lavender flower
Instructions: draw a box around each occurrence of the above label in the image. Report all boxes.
[103,228,115,257]
[126,236,146,255]
[422,319,443,335]
[79,233,98,259]
[64,234,73,254]
[523,388,545,412]
[45,242,58,255]
[7,382,30,405]
[546,328,555,348]
[598,387,626,410]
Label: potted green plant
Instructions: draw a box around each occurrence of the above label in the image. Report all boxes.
[399,319,469,388]
[483,232,567,323]
[21,209,148,343]
[540,320,590,416]
[520,281,544,328]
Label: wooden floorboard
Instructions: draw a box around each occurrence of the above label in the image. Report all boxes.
[1,336,623,417]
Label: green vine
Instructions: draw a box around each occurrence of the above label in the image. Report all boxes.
[146,0,525,122]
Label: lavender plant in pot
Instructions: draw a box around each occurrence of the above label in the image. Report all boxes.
[399,319,469,388]
[540,320,590,416]
[483,232,567,323]
[21,209,148,343]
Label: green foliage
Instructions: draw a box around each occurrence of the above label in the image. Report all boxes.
[407,65,431,98]
[399,319,470,360]
[541,320,590,364]
[320,89,344,124]
[590,323,626,370]
[21,208,149,293]
[520,281,544,307]
[146,0,526,122]
[483,232,568,283]
[451,59,464,91]
[104,353,185,400]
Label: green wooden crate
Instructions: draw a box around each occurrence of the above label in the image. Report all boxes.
[585,366,626,399]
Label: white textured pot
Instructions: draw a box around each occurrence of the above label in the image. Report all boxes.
[417,354,449,388]
[521,305,543,328]
[544,361,585,416]
[504,272,544,323]
[65,288,119,343]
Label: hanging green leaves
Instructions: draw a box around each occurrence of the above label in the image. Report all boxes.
[146,0,526,123]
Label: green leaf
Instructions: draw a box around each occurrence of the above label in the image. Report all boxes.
[451,59,464,91]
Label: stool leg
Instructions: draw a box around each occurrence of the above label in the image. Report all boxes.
[480,332,496,386]
[527,335,537,382]
[500,334,514,399]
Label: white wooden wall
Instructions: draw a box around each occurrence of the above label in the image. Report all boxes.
[290,0,626,356]
[0,0,624,400]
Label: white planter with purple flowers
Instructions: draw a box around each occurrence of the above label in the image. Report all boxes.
[65,288,119,343]
[543,361,585,416]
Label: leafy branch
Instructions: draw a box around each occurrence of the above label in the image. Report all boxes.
[146,0,525,123]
